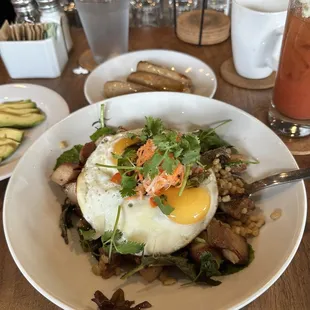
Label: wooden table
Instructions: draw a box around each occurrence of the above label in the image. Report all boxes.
[0,27,309,310]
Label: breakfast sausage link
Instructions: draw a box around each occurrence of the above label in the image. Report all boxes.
[137,61,192,88]
[104,81,154,99]
[127,72,191,93]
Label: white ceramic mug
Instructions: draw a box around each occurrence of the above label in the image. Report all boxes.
[231,0,288,79]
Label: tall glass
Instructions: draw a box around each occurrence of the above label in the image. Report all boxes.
[75,0,129,64]
[269,0,310,137]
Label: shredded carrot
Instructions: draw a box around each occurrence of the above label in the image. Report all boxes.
[149,197,157,208]
[136,139,156,167]
[111,172,121,184]
[142,163,185,196]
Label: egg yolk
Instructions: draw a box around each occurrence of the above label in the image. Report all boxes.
[165,187,211,224]
[112,137,139,164]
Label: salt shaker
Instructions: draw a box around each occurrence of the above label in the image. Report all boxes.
[11,0,41,23]
[36,0,73,51]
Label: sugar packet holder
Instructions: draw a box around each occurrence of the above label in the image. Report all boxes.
[0,21,68,79]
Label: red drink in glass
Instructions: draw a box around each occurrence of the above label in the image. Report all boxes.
[269,1,310,137]
[273,10,310,120]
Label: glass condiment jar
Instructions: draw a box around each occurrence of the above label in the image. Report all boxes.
[11,0,40,23]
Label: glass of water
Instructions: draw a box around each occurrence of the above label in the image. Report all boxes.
[75,0,130,64]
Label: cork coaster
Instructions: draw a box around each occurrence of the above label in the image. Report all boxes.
[253,106,310,156]
[176,10,230,45]
[78,49,98,72]
[220,58,276,90]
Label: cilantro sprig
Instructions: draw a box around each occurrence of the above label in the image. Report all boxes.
[90,104,116,141]
[102,205,145,262]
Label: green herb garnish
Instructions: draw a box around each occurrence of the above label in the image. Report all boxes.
[120,174,137,198]
[121,255,196,281]
[103,205,144,262]
[153,195,174,215]
[90,127,115,142]
[54,145,83,170]
[90,104,115,141]
[79,229,96,241]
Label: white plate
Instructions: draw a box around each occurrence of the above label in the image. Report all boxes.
[0,83,69,180]
[3,93,307,310]
[84,50,217,104]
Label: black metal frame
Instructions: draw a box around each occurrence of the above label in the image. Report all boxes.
[172,0,209,46]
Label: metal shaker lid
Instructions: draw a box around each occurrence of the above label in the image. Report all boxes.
[36,0,60,11]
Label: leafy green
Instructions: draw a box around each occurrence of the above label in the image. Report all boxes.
[54,145,83,170]
[153,195,174,215]
[79,229,96,241]
[197,130,230,153]
[140,117,164,142]
[90,127,115,142]
[161,156,179,175]
[197,252,221,279]
[220,244,255,275]
[195,120,231,153]
[59,203,77,244]
[89,104,115,141]
[101,230,122,244]
[117,147,138,170]
[115,241,145,255]
[120,174,137,198]
[142,152,164,178]
[179,134,201,165]
[121,255,196,280]
[102,206,145,261]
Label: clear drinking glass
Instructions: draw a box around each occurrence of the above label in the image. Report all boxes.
[208,0,231,15]
[130,0,161,27]
[75,0,129,64]
[168,0,198,14]
[269,0,310,137]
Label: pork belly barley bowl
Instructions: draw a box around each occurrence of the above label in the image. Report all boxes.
[49,104,270,307]
[4,93,306,310]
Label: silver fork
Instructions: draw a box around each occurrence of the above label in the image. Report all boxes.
[234,168,310,197]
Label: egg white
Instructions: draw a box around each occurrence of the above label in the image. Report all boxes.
[77,130,218,255]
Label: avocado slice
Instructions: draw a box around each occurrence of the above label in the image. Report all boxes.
[0,138,20,148]
[1,107,41,115]
[0,111,45,128]
[0,100,36,110]
[0,129,24,142]
[0,143,19,161]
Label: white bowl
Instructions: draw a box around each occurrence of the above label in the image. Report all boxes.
[3,92,307,310]
[84,50,217,104]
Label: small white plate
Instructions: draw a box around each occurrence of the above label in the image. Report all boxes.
[0,83,69,180]
[3,92,307,310]
[84,50,217,104]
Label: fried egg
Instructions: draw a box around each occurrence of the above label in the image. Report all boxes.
[77,130,218,255]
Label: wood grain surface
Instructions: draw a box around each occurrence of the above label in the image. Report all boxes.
[0,27,309,310]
